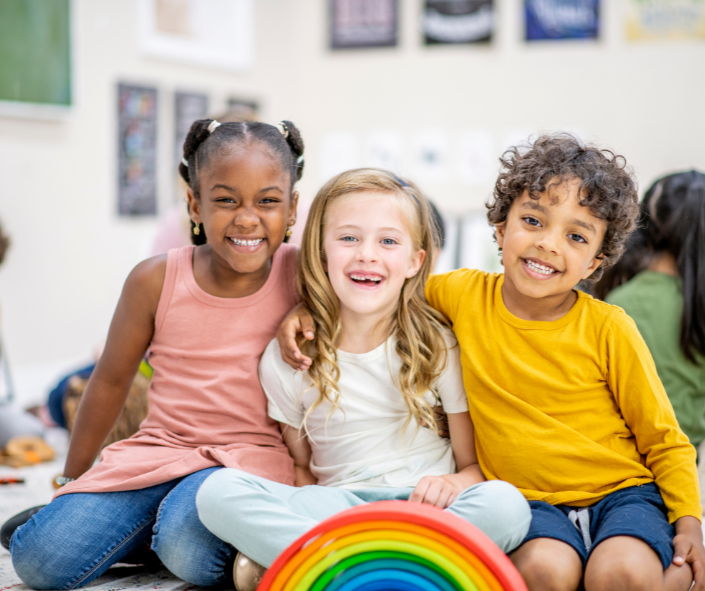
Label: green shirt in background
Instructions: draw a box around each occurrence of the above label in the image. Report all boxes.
[607,271,705,447]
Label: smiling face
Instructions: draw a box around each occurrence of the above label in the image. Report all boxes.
[187,141,297,278]
[322,191,425,323]
[496,177,607,309]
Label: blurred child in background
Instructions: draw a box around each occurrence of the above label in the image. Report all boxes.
[596,171,705,452]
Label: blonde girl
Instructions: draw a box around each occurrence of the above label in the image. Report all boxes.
[196,169,530,588]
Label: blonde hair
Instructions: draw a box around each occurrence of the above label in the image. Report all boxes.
[297,168,449,435]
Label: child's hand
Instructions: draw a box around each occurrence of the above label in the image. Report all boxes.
[408,474,468,509]
[276,304,315,371]
[418,406,449,438]
[673,515,705,590]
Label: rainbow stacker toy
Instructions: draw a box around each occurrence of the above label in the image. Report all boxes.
[258,500,528,591]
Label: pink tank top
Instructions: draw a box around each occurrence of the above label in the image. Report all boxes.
[56,244,298,496]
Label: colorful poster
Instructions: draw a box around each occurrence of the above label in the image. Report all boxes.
[174,91,208,175]
[525,0,599,40]
[423,1,494,44]
[330,0,398,48]
[118,83,158,216]
[626,0,705,40]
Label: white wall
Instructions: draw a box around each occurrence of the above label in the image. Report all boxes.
[1,0,704,405]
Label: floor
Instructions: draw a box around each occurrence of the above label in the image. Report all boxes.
[0,428,208,591]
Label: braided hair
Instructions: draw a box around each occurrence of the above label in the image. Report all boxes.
[179,119,305,245]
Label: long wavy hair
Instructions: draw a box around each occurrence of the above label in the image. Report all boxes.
[297,168,450,435]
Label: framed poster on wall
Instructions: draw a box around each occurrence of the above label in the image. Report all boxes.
[626,0,705,40]
[0,0,72,119]
[118,84,158,216]
[138,0,254,71]
[525,0,599,41]
[423,0,494,44]
[330,0,398,49]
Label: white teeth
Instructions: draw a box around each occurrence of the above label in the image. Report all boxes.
[230,238,263,246]
[525,259,556,275]
[350,274,382,283]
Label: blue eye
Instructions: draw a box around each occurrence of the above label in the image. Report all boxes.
[381,238,397,245]
[569,233,587,243]
[341,236,357,242]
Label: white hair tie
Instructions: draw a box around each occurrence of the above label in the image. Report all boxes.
[207,120,221,134]
[275,121,289,138]
[296,155,304,164]
[181,157,189,167]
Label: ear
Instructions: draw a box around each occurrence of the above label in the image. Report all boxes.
[495,223,506,249]
[582,253,604,280]
[288,191,299,226]
[186,189,201,224]
[406,249,426,279]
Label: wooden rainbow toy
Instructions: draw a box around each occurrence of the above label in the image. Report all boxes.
[258,500,529,591]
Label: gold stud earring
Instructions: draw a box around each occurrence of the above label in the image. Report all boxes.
[193,223,201,236]
[285,222,294,239]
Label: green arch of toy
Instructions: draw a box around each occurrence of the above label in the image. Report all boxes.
[310,551,463,591]
[259,501,527,591]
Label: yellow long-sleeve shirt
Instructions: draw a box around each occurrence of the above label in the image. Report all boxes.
[426,269,701,523]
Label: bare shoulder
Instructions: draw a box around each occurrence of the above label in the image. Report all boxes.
[122,254,169,309]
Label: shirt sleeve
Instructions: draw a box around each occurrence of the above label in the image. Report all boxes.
[435,333,469,414]
[425,270,475,325]
[606,310,701,523]
[259,339,305,429]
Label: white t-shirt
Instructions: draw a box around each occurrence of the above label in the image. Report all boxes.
[259,333,468,489]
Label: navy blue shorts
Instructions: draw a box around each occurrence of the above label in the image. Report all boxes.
[520,483,674,570]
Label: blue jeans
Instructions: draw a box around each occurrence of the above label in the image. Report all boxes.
[11,467,235,589]
[197,469,532,567]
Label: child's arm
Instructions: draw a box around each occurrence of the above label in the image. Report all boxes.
[409,411,485,508]
[62,257,166,479]
[673,516,705,590]
[276,304,315,371]
[280,423,317,486]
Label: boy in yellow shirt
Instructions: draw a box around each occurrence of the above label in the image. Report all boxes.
[278,136,704,591]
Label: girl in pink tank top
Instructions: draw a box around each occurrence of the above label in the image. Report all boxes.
[9,119,305,590]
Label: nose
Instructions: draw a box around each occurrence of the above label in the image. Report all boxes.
[355,237,379,263]
[233,206,259,230]
[535,227,561,255]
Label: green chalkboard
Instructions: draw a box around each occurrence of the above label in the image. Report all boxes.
[0,0,71,106]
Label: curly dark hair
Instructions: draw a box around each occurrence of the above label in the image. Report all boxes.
[486,134,639,281]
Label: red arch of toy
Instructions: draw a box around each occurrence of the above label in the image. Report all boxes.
[258,500,528,591]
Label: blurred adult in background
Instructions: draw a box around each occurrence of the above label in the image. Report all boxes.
[595,171,705,451]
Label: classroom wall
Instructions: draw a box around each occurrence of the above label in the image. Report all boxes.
[1,0,704,405]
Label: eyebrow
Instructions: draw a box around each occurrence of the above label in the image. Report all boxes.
[520,201,597,234]
[336,225,403,233]
[210,184,283,194]
[520,201,547,214]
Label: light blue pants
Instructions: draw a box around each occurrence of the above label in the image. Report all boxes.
[196,469,531,567]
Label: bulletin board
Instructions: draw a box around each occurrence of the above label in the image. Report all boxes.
[0,0,72,117]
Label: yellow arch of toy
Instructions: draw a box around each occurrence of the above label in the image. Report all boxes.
[290,538,479,591]
[270,520,501,591]
[280,529,496,591]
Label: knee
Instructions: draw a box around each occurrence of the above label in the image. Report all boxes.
[517,557,581,591]
[154,499,234,587]
[454,480,532,551]
[585,558,658,591]
[196,469,254,527]
[11,524,74,589]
